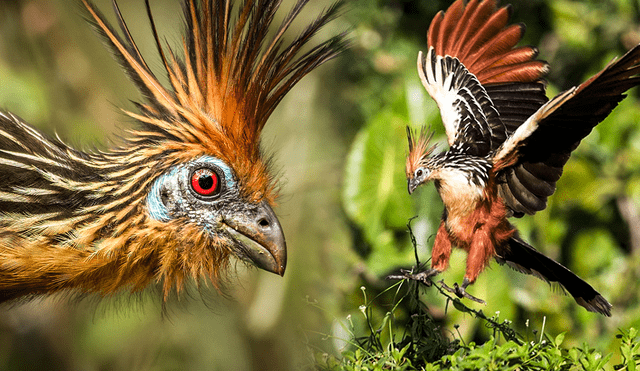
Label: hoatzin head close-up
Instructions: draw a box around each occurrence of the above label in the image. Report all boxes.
[0,0,346,304]
[404,0,640,317]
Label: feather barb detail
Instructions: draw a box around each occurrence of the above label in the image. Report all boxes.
[426,0,548,85]
[81,0,348,203]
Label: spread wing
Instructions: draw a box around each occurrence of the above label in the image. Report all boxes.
[493,44,640,215]
[418,48,498,156]
[418,0,640,218]
[418,0,549,157]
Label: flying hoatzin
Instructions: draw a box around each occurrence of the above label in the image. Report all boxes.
[0,0,346,303]
[404,0,640,316]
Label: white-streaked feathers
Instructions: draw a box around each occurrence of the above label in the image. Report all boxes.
[418,43,582,169]
[417,48,493,151]
[418,49,461,147]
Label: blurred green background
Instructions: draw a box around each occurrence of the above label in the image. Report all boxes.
[0,0,639,369]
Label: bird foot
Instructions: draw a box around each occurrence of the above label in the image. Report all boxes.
[439,280,486,304]
[387,268,440,286]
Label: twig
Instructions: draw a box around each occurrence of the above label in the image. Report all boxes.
[396,218,523,344]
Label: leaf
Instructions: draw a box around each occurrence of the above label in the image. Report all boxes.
[342,85,430,274]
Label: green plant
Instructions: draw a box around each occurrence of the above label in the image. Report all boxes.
[313,221,640,370]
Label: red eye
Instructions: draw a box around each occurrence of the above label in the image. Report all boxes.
[190,168,220,196]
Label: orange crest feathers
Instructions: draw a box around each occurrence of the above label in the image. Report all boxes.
[427,0,548,85]
[406,126,436,177]
[81,0,348,203]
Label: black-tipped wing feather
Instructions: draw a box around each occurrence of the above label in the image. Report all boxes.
[484,82,548,134]
[418,47,505,156]
[495,44,640,216]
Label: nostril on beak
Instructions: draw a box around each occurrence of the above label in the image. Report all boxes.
[257,217,270,229]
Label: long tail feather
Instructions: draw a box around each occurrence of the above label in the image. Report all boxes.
[495,236,612,316]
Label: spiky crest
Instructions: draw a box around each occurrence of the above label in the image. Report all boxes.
[0,0,346,302]
[81,0,347,203]
[405,126,437,176]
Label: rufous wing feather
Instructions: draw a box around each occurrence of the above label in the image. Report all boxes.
[428,0,548,86]
[419,0,550,161]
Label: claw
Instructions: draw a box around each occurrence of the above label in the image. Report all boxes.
[439,279,486,304]
[387,268,440,286]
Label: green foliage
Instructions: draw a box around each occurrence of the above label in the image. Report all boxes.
[434,335,614,371]
[313,283,638,371]
[313,243,640,370]
[342,92,416,274]
[615,328,640,371]
[315,344,415,371]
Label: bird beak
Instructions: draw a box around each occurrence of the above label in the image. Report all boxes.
[407,178,418,195]
[223,201,287,276]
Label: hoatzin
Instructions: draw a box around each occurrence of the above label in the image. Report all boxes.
[404,0,640,316]
[0,0,345,303]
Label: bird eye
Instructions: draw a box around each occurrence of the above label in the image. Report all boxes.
[416,169,423,178]
[190,168,221,197]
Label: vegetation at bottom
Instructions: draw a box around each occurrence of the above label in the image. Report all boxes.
[312,224,640,371]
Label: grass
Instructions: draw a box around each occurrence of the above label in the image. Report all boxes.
[311,221,640,371]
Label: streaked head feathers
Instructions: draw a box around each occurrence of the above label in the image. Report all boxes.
[82,0,347,204]
[406,126,436,178]
[0,0,346,303]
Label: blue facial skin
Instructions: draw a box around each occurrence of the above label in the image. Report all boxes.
[146,156,238,226]
[145,155,286,275]
[147,168,178,222]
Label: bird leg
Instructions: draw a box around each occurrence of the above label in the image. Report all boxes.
[387,220,450,285]
[431,221,452,272]
[439,223,494,304]
[439,277,486,304]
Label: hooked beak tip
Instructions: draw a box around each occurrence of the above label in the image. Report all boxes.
[224,201,287,276]
[408,181,416,195]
